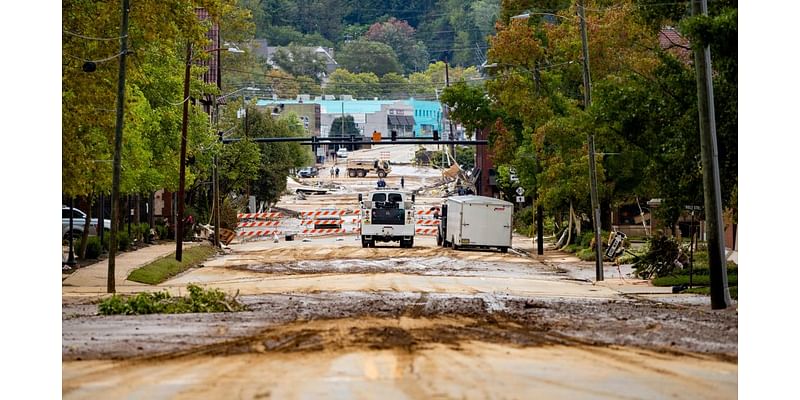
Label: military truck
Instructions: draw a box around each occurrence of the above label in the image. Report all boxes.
[346,159,391,178]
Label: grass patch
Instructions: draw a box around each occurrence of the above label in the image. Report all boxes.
[684,286,738,300]
[652,263,738,300]
[127,244,217,285]
[98,284,246,315]
[652,272,738,287]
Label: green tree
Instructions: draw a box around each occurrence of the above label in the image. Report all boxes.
[326,69,381,99]
[238,106,312,205]
[271,43,329,82]
[440,81,496,140]
[336,39,403,76]
[365,18,429,73]
[379,72,410,99]
[330,115,360,139]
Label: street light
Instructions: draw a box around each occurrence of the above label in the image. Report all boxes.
[510,1,603,280]
[176,45,245,262]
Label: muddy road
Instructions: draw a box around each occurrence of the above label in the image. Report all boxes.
[63,237,737,399]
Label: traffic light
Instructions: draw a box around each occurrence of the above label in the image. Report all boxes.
[433,130,439,141]
[391,130,397,141]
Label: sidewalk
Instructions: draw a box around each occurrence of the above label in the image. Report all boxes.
[62,242,197,294]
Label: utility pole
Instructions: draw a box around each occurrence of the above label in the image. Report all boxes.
[176,41,192,262]
[108,0,130,293]
[445,61,456,162]
[691,0,730,309]
[578,0,603,281]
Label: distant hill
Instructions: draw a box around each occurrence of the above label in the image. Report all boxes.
[246,0,500,68]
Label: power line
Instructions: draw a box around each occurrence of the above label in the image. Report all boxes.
[64,50,127,64]
[63,29,127,41]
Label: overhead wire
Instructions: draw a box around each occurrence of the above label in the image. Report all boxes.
[63,29,127,41]
[63,50,127,64]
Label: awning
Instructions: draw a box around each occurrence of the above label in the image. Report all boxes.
[387,115,416,126]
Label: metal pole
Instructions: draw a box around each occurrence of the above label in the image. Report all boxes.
[176,41,192,262]
[692,0,730,309]
[97,192,105,253]
[578,0,603,281]
[108,0,130,293]
[537,205,544,255]
[66,198,76,267]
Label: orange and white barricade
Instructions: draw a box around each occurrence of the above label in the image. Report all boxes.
[415,228,438,236]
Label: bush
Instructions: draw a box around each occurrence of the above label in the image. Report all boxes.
[155,223,168,240]
[131,223,149,242]
[83,236,102,259]
[513,206,534,237]
[98,284,245,315]
[117,231,131,251]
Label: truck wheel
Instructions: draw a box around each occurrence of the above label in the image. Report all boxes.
[377,170,386,178]
[348,169,357,178]
[407,238,414,248]
[499,247,508,253]
[358,169,367,177]
[369,240,376,248]
[361,237,368,248]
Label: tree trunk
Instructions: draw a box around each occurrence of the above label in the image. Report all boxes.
[79,196,92,259]
[560,201,574,251]
[636,197,650,237]
[135,194,141,242]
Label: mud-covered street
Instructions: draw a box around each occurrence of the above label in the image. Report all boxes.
[63,236,737,399]
[62,147,737,398]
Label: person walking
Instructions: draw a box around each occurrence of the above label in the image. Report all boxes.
[335,167,340,178]
[400,176,405,189]
[330,167,335,179]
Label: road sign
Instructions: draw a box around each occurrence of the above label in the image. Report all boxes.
[605,231,627,259]
[515,187,525,196]
[509,168,519,182]
[516,196,525,203]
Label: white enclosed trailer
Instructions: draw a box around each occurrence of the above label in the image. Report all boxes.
[437,196,514,253]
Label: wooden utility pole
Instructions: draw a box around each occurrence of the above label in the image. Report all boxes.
[176,41,192,262]
[578,0,603,281]
[691,0,730,309]
[108,0,130,293]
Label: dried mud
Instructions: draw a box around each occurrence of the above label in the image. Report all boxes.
[63,291,737,363]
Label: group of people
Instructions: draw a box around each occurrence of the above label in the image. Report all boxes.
[329,167,340,178]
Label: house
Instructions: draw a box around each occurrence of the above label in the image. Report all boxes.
[247,39,339,77]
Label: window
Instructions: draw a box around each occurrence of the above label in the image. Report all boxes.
[388,193,403,203]
[372,193,386,202]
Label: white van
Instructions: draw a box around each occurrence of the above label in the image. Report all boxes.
[437,196,513,253]
[336,148,348,159]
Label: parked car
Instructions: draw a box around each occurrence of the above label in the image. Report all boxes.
[336,148,348,159]
[298,166,319,178]
[62,205,111,241]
